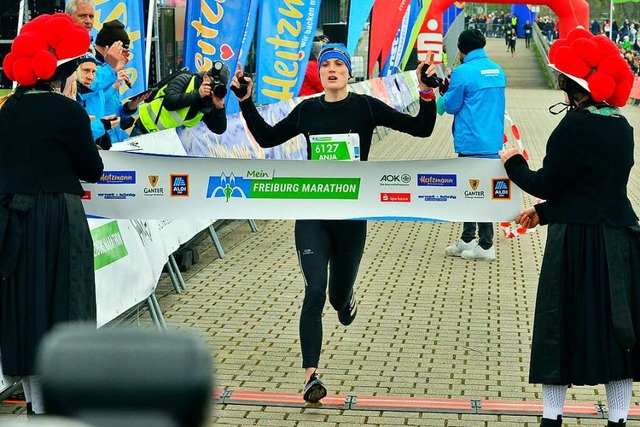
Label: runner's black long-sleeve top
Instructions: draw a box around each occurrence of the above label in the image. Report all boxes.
[239,93,436,161]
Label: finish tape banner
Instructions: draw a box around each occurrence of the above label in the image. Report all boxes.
[83,152,522,222]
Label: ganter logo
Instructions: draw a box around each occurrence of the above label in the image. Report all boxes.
[492,178,511,200]
[206,173,360,202]
[465,179,485,199]
[144,175,164,197]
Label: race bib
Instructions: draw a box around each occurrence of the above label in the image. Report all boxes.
[309,133,360,161]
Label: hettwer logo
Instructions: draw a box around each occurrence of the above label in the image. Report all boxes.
[492,178,511,200]
[144,175,164,197]
[464,179,485,199]
[98,171,136,184]
[417,174,457,187]
[171,174,189,197]
[206,172,361,203]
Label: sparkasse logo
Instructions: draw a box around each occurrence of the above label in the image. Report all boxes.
[380,192,411,202]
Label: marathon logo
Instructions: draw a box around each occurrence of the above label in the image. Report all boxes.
[417,174,457,187]
[171,174,189,197]
[98,171,136,184]
[380,192,411,203]
[492,178,511,200]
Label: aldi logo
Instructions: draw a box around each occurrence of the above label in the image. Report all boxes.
[380,192,411,203]
[171,174,189,197]
[492,178,511,200]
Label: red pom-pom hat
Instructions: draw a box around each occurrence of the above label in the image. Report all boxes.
[548,27,634,107]
[2,13,90,86]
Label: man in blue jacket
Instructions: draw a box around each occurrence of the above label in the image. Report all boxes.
[439,29,506,261]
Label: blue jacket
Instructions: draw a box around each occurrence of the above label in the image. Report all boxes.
[439,48,506,156]
[77,85,107,142]
[94,54,137,143]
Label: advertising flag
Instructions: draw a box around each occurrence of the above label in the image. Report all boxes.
[226,0,260,115]
[369,0,409,77]
[400,0,430,70]
[381,0,421,76]
[346,0,376,56]
[255,0,322,104]
[183,1,252,80]
[92,0,146,97]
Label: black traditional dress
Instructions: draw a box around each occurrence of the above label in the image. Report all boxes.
[0,87,103,375]
[504,106,640,385]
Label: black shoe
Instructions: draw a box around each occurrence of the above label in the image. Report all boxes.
[608,420,626,427]
[540,415,562,426]
[337,293,357,326]
[303,371,327,404]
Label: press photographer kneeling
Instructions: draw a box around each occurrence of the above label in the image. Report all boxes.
[132,61,230,136]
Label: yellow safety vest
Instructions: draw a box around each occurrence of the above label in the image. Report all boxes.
[138,75,204,132]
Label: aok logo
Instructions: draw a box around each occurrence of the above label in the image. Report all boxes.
[380,174,411,185]
[492,178,511,200]
[170,174,189,197]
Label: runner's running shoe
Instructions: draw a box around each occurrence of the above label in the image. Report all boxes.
[338,293,358,326]
[303,371,327,404]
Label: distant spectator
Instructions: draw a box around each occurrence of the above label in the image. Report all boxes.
[591,19,601,35]
[298,42,323,97]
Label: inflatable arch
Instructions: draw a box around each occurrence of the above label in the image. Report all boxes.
[418,0,589,63]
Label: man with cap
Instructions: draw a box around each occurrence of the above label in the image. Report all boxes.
[435,28,506,261]
[94,20,147,143]
[133,61,229,135]
[298,41,324,97]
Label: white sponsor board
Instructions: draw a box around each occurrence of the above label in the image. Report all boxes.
[82,151,521,222]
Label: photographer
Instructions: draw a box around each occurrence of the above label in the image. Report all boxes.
[132,61,229,135]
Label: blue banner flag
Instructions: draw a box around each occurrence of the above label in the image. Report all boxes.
[255,0,322,104]
[381,0,420,76]
[183,1,252,77]
[91,0,146,97]
[346,0,375,56]
[227,0,259,115]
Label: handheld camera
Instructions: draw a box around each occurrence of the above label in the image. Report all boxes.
[207,61,229,98]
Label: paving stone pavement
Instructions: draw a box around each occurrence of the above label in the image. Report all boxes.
[2,39,640,426]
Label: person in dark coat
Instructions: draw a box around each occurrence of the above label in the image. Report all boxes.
[499,28,639,427]
[0,13,104,415]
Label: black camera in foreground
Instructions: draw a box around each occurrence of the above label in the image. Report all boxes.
[207,61,229,98]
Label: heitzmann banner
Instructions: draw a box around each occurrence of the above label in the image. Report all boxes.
[82,152,522,222]
[255,0,322,104]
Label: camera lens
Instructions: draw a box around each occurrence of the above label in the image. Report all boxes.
[213,84,227,98]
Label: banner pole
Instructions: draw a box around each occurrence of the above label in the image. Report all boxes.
[610,0,614,41]
[145,0,156,84]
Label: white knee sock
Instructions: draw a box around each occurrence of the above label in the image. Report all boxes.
[606,378,633,422]
[21,377,31,404]
[542,384,568,420]
[24,376,45,414]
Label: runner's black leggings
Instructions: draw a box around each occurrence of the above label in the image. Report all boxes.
[295,219,367,368]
